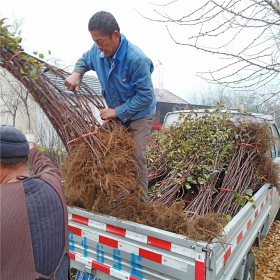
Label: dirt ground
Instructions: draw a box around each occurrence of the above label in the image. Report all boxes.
[251,220,280,280]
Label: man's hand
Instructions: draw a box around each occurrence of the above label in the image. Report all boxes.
[24,131,36,150]
[65,72,81,91]
[28,142,36,149]
[100,108,117,120]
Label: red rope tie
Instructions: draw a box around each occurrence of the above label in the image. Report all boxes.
[235,143,261,156]
[66,118,111,146]
[160,181,167,184]
[218,188,234,192]
[258,173,269,182]
[184,211,200,216]
[148,173,157,178]
[6,51,24,69]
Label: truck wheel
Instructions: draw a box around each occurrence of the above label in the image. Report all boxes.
[275,208,280,221]
[243,252,255,280]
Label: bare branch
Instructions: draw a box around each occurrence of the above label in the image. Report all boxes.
[264,0,280,16]
[149,0,178,6]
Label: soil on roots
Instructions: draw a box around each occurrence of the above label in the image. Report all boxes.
[63,122,142,211]
[109,201,227,243]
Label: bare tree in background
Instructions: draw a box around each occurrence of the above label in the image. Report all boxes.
[186,84,280,128]
[187,85,275,111]
[0,68,33,128]
[141,0,280,105]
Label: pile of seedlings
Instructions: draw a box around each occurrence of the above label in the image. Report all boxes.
[147,108,280,219]
[2,18,279,242]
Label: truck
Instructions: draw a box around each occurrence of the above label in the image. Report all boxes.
[68,110,280,280]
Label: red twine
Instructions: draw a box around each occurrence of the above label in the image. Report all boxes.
[258,173,269,182]
[235,143,261,156]
[5,51,24,69]
[66,119,111,146]
[218,188,234,192]
[184,211,200,216]
[148,173,157,178]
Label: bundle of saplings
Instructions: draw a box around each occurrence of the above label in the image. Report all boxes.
[147,107,280,219]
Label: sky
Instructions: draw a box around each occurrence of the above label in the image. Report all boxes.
[1,0,231,101]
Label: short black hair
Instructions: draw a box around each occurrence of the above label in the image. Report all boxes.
[88,11,120,37]
[0,156,28,169]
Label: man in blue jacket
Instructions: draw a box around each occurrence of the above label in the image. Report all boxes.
[65,11,157,202]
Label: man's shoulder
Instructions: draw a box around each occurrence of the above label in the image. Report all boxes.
[23,177,57,195]
[126,39,149,62]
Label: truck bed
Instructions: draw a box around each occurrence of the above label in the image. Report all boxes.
[68,206,207,280]
[68,183,278,280]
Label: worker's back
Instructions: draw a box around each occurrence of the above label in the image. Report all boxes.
[0,125,70,280]
[23,176,69,279]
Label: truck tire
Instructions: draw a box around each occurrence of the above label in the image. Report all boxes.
[275,207,280,221]
[243,252,255,280]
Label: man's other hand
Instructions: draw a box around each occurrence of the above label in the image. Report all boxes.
[100,108,117,120]
[24,131,36,149]
[65,72,81,91]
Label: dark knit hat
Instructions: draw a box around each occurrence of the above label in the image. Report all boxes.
[0,125,30,158]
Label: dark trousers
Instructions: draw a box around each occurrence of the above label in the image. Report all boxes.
[129,114,154,202]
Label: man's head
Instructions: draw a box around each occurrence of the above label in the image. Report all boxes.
[88,11,121,57]
[0,125,29,183]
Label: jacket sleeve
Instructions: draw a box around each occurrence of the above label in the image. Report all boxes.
[115,58,154,122]
[73,48,95,76]
[28,147,62,188]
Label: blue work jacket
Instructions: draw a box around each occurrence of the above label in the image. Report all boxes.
[74,34,157,124]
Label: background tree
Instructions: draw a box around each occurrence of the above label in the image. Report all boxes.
[0,68,34,129]
[186,84,280,126]
[143,0,280,106]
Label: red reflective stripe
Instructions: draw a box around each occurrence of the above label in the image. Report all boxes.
[68,225,82,236]
[237,232,243,244]
[139,248,162,263]
[92,260,110,274]
[270,189,273,196]
[130,276,142,280]
[147,236,171,251]
[99,235,118,249]
[227,247,232,260]
[72,214,89,225]
[261,202,264,209]
[69,251,76,260]
[195,260,205,280]
[223,247,231,264]
[106,224,126,237]
[266,196,268,202]
[255,210,259,218]
[247,220,252,230]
